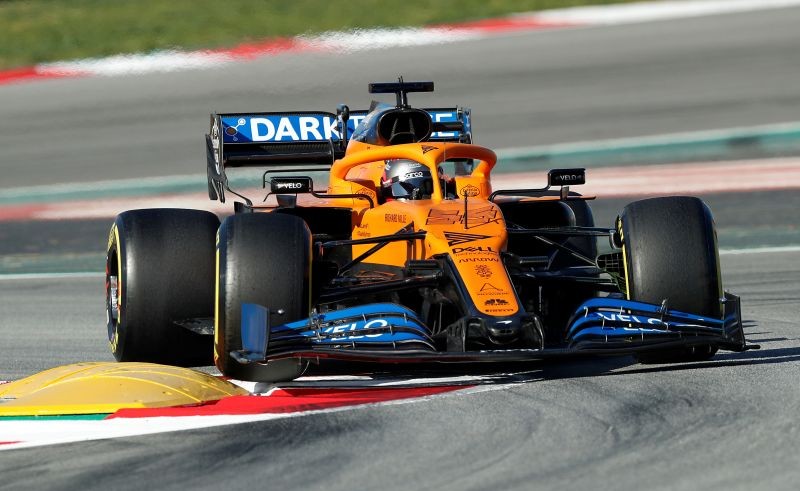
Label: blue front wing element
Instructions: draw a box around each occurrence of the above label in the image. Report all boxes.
[233,303,436,364]
[232,294,748,365]
[565,294,745,350]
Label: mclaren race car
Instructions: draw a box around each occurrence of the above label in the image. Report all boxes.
[105,79,755,382]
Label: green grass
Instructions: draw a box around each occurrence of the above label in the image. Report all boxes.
[0,0,637,69]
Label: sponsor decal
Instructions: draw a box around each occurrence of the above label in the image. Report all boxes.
[320,318,389,340]
[426,205,501,227]
[355,187,376,200]
[458,256,499,264]
[354,223,370,237]
[106,225,116,252]
[477,282,507,296]
[421,145,437,154]
[431,111,457,138]
[270,176,312,193]
[459,185,480,197]
[384,213,408,223]
[475,264,492,278]
[443,231,491,246]
[549,168,586,186]
[404,171,425,179]
[210,119,221,172]
[452,246,496,254]
[220,110,460,144]
[224,117,247,141]
[484,298,508,306]
[222,114,341,143]
[595,312,665,326]
[485,308,516,314]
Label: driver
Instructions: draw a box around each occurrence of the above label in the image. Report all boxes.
[381,159,435,200]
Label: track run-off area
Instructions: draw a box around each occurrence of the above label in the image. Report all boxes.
[1,2,800,490]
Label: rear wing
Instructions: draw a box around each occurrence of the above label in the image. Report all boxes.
[206,108,471,202]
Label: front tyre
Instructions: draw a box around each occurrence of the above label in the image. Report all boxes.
[106,208,219,366]
[620,196,722,363]
[214,213,312,382]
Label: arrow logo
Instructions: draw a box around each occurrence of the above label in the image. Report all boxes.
[444,231,492,246]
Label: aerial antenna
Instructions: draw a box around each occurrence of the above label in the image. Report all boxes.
[369,78,434,108]
[397,76,406,107]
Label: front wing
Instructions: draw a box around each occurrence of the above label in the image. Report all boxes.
[231,293,756,366]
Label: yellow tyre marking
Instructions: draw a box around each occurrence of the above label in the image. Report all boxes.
[213,232,221,365]
[618,219,630,300]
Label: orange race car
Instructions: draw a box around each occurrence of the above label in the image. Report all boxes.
[105,79,755,382]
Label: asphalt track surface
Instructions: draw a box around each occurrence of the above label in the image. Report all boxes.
[2,6,800,491]
[1,250,799,490]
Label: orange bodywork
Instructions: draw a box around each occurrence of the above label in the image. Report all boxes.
[309,141,520,317]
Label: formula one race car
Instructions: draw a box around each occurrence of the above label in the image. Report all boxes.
[105,79,756,382]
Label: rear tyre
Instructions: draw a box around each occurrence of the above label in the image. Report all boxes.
[106,208,219,366]
[215,213,312,382]
[620,197,722,363]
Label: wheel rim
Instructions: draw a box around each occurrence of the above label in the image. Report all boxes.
[106,245,121,353]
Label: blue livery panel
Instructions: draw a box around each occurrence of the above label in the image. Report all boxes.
[220,109,466,143]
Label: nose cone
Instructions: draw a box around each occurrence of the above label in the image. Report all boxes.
[486,320,519,339]
[449,314,543,351]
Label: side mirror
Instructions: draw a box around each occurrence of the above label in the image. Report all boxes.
[270,176,313,194]
[548,168,586,187]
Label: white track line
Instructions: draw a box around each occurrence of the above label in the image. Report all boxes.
[0,386,471,451]
[531,0,800,25]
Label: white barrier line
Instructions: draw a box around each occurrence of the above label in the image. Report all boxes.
[1,247,798,281]
[530,0,800,25]
[0,272,103,281]
[720,246,800,255]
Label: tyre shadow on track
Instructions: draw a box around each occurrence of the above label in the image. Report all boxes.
[285,356,638,388]
[277,332,796,388]
[580,345,800,378]
[479,343,800,383]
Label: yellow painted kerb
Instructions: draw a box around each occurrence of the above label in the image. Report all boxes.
[0,362,248,417]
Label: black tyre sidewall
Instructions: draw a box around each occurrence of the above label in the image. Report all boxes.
[215,213,311,382]
[106,208,219,366]
[620,197,722,362]
[621,196,722,318]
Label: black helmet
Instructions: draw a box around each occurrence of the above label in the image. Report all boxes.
[381,159,434,200]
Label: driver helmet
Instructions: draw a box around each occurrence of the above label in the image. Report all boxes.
[381,159,434,200]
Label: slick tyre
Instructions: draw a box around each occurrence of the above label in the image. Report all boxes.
[106,208,219,366]
[215,213,312,383]
[619,197,722,363]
